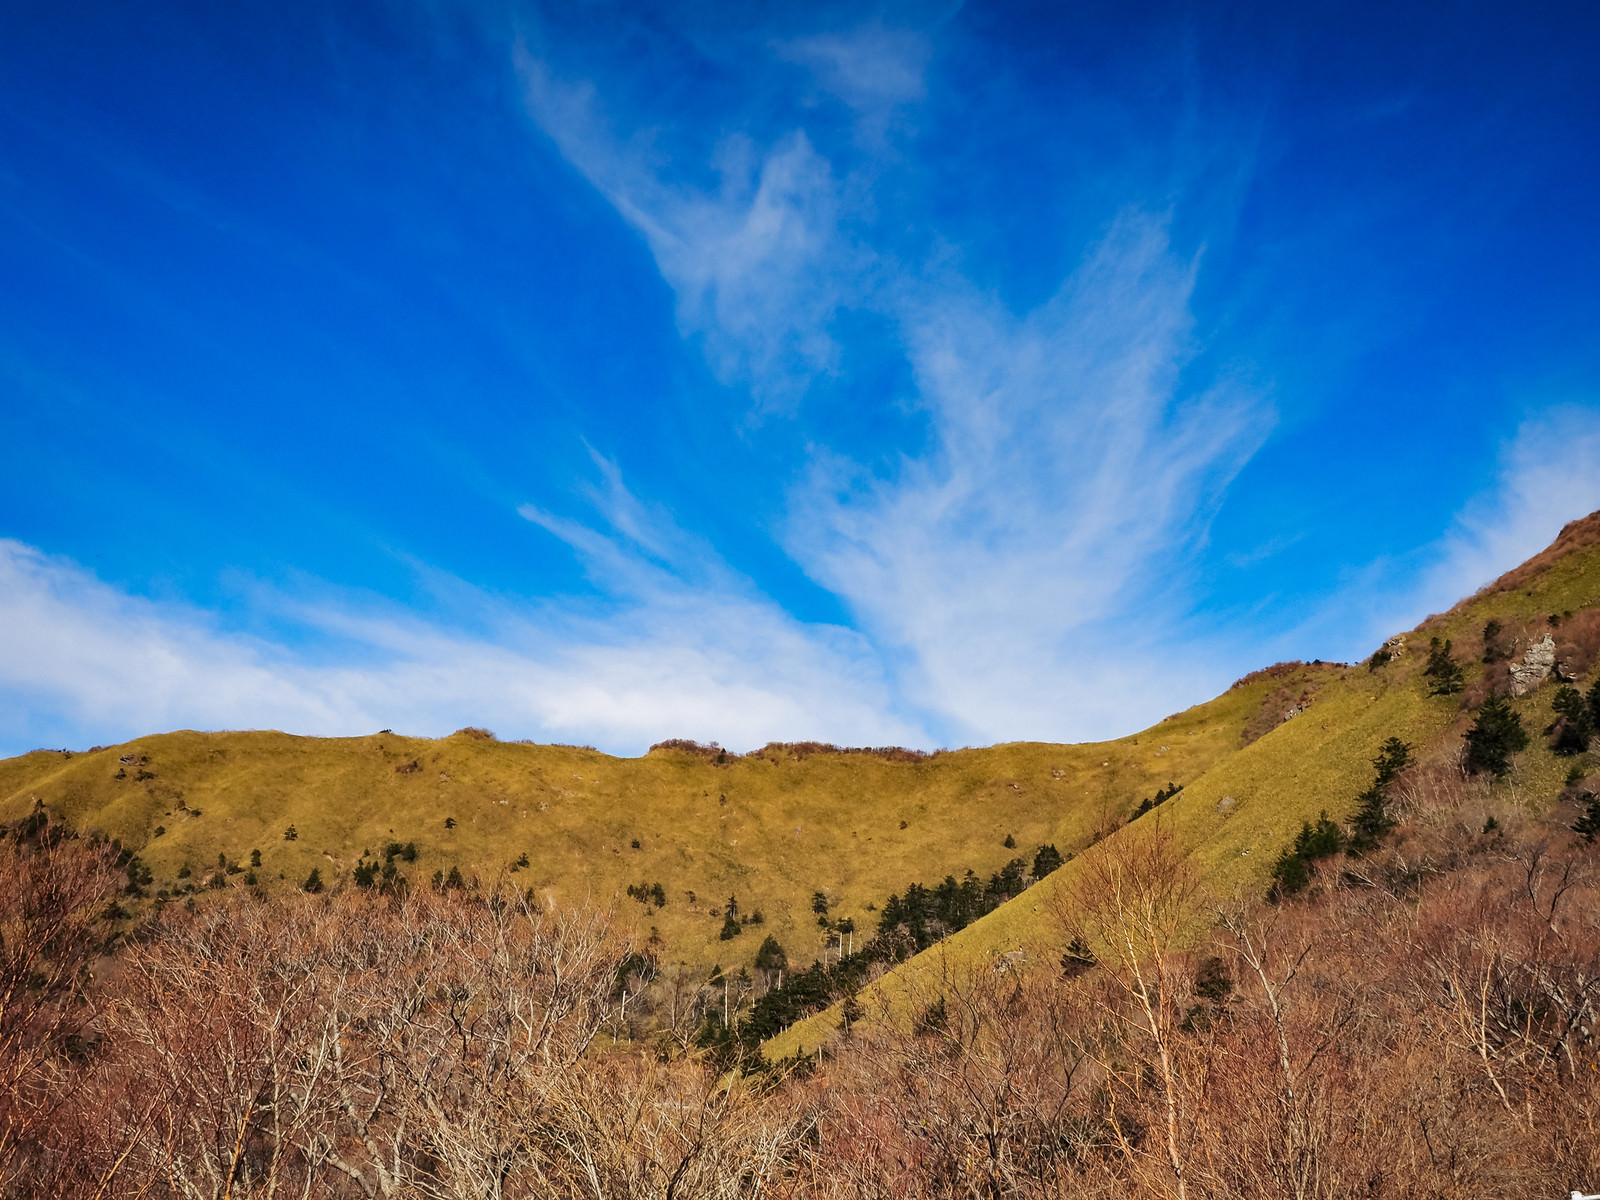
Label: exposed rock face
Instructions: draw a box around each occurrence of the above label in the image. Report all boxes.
[1509,634,1557,696]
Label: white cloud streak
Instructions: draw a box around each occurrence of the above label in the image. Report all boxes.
[11,24,1595,760]
[1422,408,1600,605]
[1258,407,1600,665]
[0,527,924,759]
[520,32,1275,743]
[790,215,1270,742]
[521,54,858,408]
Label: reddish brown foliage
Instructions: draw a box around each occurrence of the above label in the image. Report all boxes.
[1454,508,1600,607]
[1240,683,1320,747]
[758,742,933,762]
[648,738,740,759]
[5,799,1600,1198]
[1228,661,1307,690]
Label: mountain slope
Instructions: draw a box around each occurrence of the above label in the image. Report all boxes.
[6,513,1597,1002]
[764,510,1600,1057]
[2,677,1282,970]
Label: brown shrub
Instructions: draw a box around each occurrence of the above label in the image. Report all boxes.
[759,742,932,762]
[1452,507,1600,606]
[1228,661,1306,690]
[1555,605,1600,681]
[1240,683,1319,747]
[648,738,737,759]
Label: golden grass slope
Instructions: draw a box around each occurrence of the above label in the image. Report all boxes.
[765,511,1600,1058]
[4,678,1280,972]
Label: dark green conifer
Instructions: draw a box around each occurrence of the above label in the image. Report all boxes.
[1060,936,1096,977]
[1270,812,1344,899]
[1481,618,1506,663]
[1465,693,1530,777]
[754,934,787,971]
[1423,637,1465,696]
[1348,737,1409,853]
[1574,794,1600,844]
[1551,685,1596,756]
[1032,843,1063,878]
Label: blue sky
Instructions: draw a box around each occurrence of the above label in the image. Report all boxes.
[3,0,1599,757]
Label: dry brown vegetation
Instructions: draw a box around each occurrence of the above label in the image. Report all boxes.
[6,769,1599,1198]
[1461,509,1600,602]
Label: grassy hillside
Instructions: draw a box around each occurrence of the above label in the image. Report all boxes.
[2,675,1285,971]
[7,512,1597,1020]
[765,511,1600,1057]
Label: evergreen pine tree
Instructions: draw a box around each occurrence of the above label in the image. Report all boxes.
[1347,784,1394,853]
[1574,794,1600,844]
[1481,618,1506,663]
[1464,693,1530,777]
[1423,637,1465,696]
[1032,843,1064,877]
[1371,736,1412,787]
[1295,811,1346,860]
[754,934,787,971]
[1550,685,1596,756]
[1269,812,1345,899]
[1269,846,1312,898]
[1349,737,1410,853]
[1060,936,1096,978]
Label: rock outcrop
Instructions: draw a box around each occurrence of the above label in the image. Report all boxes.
[1509,634,1557,696]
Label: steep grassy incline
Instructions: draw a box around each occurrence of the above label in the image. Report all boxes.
[766,512,1600,1058]
[2,677,1280,970]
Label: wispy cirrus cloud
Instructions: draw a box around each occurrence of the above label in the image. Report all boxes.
[774,23,931,139]
[520,28,1275,743]
[0,517,925,758]
[10,12,1593,764]
[521,54,860,407]
[790,214,1271,742]
[1421,408,1600,608]
[1248,407,1600,667]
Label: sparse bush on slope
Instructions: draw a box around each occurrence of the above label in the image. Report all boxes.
[1269,737,1409,898]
